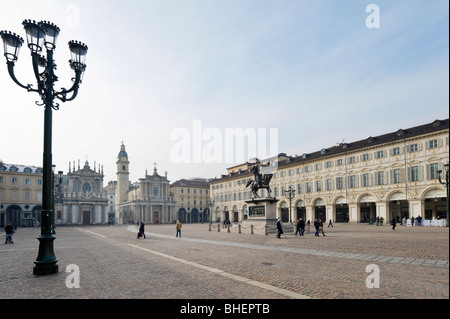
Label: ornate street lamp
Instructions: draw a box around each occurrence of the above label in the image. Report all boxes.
[437,163,449,227]
[1,19,88,275]
[284,186,296,224]
[207,199,215,223]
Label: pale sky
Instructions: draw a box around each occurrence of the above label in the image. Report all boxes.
[0,0,448,185]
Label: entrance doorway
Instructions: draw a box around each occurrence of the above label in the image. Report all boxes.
[7,205,21,227]
[83,211,90,225]
[336,204,349,223]
[153,211,159,224]
[280,202,289,222]
[360,203,376,223]
[314,206,326,222]
[296,207,306,221]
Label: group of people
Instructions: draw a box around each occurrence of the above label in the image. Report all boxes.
[276,218,329,238]
[375,216,385,226]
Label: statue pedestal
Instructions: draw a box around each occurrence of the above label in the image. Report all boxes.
[242,198,279,235]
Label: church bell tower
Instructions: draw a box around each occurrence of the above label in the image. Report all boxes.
[116,142,130,205]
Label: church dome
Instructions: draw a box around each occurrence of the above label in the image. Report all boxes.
[118,142,128,158]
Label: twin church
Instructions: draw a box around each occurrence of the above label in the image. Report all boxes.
[52,142,175,226]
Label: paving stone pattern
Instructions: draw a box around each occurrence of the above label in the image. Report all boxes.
[0,223,448,299]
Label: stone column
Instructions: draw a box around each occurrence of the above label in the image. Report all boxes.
[349,203,359,223]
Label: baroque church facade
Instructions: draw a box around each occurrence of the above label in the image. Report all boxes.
[55,160,109,225]
[115,143,176,224]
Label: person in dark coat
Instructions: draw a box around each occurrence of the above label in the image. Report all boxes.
[295,219,301,236]
[5,222,14,244]
[276,219,283,238]
[138,222,146,239]
[319,220,326,236]
[299,218,305,236]
[391,217,397,230]
[314,219,320,236]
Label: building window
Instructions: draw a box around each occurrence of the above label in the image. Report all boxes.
[428,163,439,179]
[362,173,370,187]
[409,166,420,182]
[392,147,401,156]
[348,175,357,188]
[428,139,438,149]
[315,163,322,171]
[306,182,312,193]
[375,150,385,159]
[297,183,303,194]
[348,156,356,164]
[362,154,370,161]
[316,181,322,192]
[326,179,333,191]
[336,177,344,190]
[376,171,385,185]
[336,159,343,167]
[325,161,333,168]
[392,169,402,184]
[408,144,419,153]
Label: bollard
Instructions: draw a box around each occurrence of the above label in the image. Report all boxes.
[209,223,211,231]
[238,224,241,234]
[227,224,230,233]
[251,224,254,235]
[264,225,268,236]
[217,223,220,232]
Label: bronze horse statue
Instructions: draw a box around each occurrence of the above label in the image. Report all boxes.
[246,165,273,198]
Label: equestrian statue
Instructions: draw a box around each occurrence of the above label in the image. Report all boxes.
[246,164,273,198]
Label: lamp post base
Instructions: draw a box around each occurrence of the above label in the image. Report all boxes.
[33,235,59,276]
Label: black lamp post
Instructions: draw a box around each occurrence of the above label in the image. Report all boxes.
[1,20,87,276]
[284,185,296,224]
[437,163,449,227]
[207,199,215,223]
[51,166,63,235]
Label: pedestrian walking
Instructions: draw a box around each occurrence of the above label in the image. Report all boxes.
[276,219,283,238]
[328,219,333,228]
[138,221,146,239]
[391,217,397,230]
[314,219,320,237]
[176,220,182,238]
[299,218,305,236]
[5,222,14,244]
[411,216,415,227]
[295,219,301,236]
[319,220,326,236]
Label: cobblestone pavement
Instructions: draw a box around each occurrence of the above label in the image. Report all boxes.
[0,223,448,300]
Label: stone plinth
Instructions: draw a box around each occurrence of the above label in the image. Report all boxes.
[241,198,279,235]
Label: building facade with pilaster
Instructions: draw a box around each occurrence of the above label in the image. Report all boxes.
[210,119,449,225]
